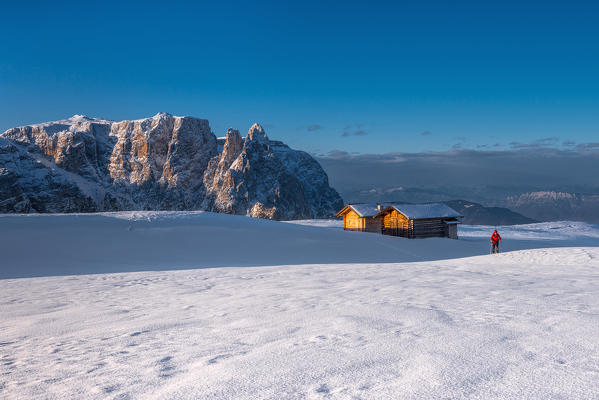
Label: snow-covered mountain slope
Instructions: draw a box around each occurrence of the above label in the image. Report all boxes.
[0,114,342,219]
[0,213,598,399]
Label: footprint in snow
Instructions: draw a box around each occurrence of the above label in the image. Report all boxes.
[129,330,149,337]
[316,384,330,394]
[208,354,233,365]
[207,351,248,365]
[158,356,175,378]
[103,384,119,393]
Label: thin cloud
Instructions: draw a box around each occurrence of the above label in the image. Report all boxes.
[478,143,504,149]
[342,129,368,137]
[319,150,406,163]
[306,124,322,132]
[509,141,535,149]
[316,147,599,201]
[420,131,432,136]
[341,124,368,137]
[320,149,351,159]
[510,137,560,149]
[577,142,599,151]
[537,137,559,144]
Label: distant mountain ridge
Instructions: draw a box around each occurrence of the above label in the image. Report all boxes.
[504,191,599,223]
[372,200,536,226]
[442,200,537,226]
[334,185,598,224]
[0,113,343,219]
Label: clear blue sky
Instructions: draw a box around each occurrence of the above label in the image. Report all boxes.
[1,1,598,154]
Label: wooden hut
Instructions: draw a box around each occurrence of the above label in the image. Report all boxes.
[336,203,382,233]
[376,203,462,239]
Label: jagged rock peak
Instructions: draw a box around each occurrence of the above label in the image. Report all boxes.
[246,123,269,143]
[0,114,343,219]
[221,128,243,165]
[70,114,94,121]
[152,112,173,119]
[226,127,242,141]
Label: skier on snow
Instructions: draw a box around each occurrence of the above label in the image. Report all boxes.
[490,229,502,254]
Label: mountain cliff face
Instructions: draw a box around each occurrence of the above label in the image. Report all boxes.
[202,124,342,219]
[0,114,343,219]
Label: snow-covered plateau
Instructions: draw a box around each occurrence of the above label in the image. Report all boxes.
[1,212,599,399]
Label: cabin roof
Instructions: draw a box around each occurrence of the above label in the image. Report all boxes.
[336,203,380,218]
[378,203,463,220]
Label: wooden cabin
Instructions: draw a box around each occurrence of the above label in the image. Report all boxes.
[336,203,382,233]
[376,204,462,239]
[336,203,463,239]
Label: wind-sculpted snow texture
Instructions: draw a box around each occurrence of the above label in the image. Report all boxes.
[0,114,342,219]
[1,213,599,399]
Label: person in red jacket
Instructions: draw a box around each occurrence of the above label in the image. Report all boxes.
[490,229,502,254]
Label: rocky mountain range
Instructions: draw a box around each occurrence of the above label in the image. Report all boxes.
[504,191,599,223]
[0,113,343,219]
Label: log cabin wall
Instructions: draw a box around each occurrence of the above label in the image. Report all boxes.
[343,210,382,232]
[411,218,448,238]
[364,216,382,233]
[340,204,461,238]
[343,210,363,231]
[381,209,458,238]
[447,223,458,239]
[382,210,411,237]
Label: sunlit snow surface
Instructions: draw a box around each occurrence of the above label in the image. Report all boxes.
[1,212,599,399]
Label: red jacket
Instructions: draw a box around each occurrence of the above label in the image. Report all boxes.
[490,232,502,244]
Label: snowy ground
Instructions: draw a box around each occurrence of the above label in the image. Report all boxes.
[1,212,599,399]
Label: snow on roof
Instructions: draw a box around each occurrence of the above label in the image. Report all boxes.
[348,203,380,217]
[384,203,463,219]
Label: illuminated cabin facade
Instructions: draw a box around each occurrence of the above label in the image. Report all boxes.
[337,203,463,239]
[335,203,382,233]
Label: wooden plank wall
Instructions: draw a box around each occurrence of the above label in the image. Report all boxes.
[364,217,382,233]
[447,224,458,239]
[343,210,382,232]
[344,207,458,238]
[411,218,447,238]
[382,210,457,238]
[382,210,411,237]
[383,210,410,230]
[343,210,363,231]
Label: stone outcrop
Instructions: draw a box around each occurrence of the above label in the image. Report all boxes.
[0,114,343,219]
